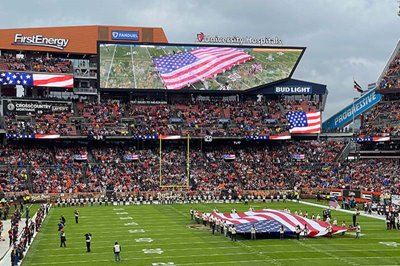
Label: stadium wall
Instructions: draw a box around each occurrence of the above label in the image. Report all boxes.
[0,25,168,54]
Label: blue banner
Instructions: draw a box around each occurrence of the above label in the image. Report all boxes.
[274,85,313,94]
[322,89,381,129]
[111,31,139,41]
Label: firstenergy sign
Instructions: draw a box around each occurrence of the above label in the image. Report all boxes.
[12,34,69,50]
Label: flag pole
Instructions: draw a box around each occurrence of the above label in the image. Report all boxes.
[159,135,162,187]
[187,134,190,188]
[352,77,355,133]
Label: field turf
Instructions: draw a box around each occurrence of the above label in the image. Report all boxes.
[22,201,400,266]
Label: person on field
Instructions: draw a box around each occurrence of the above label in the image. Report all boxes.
[114,241,121,262]
[251,224,256,240]
[60,231,66,247]
[295,225,301,240]
[355,223,361,239]
[279,225,285,240]
[85,233,92,252]
[231,225,237,241]
[74,210,79,224]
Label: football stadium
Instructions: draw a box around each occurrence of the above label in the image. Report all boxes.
[0,16,399,266]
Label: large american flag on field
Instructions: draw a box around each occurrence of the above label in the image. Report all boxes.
[0,72,73,88]
[210,209,347,237]
[152,47,253,90]
[287,111,321,134]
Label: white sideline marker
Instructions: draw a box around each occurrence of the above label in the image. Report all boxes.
[116,212,129,215]
[113,208,125,211]
[152,263,175,266]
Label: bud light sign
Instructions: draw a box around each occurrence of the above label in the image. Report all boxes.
[111,31,139,41]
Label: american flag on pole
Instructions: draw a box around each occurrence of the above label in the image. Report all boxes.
[152,47,253,90]
[74,153,88,161]
[125,154,139,160]
[223,154,236,161]
[210,209,347,237]
[287,111,321,134]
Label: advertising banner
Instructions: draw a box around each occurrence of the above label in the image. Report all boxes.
[111,30,139,41]
[2,99,72,115]
[322,89,381,129]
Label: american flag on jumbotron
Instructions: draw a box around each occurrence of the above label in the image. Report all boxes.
[152,47,253,90]
[210,209,347,237]
[287,111,321,134]
[0,72,73,88]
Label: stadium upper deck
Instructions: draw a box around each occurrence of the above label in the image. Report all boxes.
[0,25,168,94]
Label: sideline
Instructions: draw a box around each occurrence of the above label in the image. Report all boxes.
[297,200,386,221]
[0,204,50,266]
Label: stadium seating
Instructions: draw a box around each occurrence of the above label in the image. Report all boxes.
[1,140,392,194]
[379,51,400,90]
[0,55,72,73]
[5,98,316,137]
[360,100,400,136]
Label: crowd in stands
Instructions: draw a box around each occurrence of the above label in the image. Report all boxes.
[380,50,400,90]
[4,98,320,138]
[0,54,72,73]
[360,100,400,136]
[1,140,399,196]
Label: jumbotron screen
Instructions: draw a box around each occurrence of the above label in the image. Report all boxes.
[98,42,304,90]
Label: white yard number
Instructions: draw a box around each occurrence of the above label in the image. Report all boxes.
[152,263,175,266]
[113,208,124,211]
[129,229,145,233]
[135,238,153,243]
[143,248,163,254]
[379,242,398,247]
[124,222,138,226]
[116,212,129,215]
[120,217,133,220]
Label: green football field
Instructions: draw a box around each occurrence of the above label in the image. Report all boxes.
[22,201,400,266]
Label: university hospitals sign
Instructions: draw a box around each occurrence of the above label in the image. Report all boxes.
[196,32,283,46]
[12,33,69,50]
